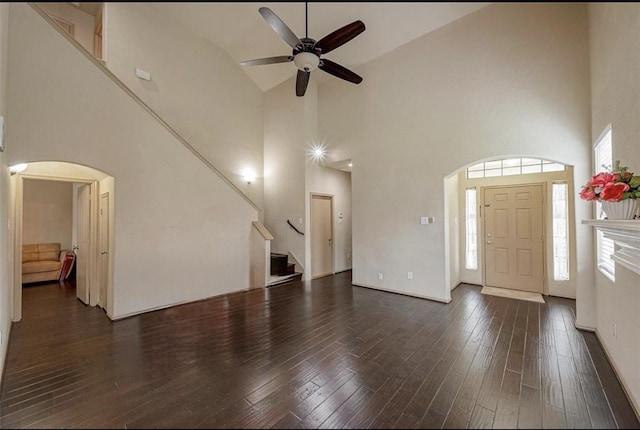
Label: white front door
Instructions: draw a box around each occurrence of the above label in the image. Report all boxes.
[76,184,90,304]
[311,194,333,279]
[484,184,544,293]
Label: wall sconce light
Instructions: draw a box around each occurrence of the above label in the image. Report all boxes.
[243,170,256,184]
[9,163,28,175]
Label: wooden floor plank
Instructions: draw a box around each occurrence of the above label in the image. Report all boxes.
[0,276,636,429]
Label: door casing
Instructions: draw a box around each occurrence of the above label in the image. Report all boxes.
[98,193,109,307]
[75,184,91,304]
[310,193,334,279]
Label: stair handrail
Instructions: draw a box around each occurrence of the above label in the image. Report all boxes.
[286,219,304,236]
[28,3,263,216]
[252,221,274,240]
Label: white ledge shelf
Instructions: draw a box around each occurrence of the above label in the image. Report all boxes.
[582,219,640,275]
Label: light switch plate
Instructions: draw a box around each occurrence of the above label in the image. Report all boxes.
[135,68,151,81]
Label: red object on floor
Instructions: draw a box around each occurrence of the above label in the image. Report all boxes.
[59,252,76,281]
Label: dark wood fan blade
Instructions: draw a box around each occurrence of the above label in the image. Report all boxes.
[314,20,365,55]
[240,56,293,67]
[318,59,363,84]
[296,70,310,97]
[259,7,301,49]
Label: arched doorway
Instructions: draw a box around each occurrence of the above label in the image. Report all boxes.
[10,161,114,321]
[444,156,578,299]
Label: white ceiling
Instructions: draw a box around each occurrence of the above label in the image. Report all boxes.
[149,2,490,93]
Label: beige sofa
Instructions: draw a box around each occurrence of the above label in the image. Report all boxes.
[22,243,66,284]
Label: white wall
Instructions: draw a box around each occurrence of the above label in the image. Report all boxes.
[445,173,459,290]
[7,4,258,319]
[264,78,353,278]
[307,165,352,274]
[263,79,307,266]
[0,1,11,384]
[318,3,592,305]
[105,3,265,209]
[37,3,95,55]
[588,2,640,414]
[23,179,73,250]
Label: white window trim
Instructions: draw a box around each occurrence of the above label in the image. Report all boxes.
[594,125,615,280]
[466,157,565,179]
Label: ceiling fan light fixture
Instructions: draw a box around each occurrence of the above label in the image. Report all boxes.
[293,52,319,72]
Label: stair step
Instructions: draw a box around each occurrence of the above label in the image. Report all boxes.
[270,253,289,276]
[267,272,303,287]
[283,263,295,275]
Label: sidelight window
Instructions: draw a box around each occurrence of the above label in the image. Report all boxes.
[465,187,478,270]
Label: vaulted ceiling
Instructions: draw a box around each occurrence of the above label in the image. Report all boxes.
[147,2,491,93]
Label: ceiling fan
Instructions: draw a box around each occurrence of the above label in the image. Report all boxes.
[240,3,366,97]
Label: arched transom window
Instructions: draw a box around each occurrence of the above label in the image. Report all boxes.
[467,158,565,179]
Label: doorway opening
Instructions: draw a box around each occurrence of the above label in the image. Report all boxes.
[310,193,334,279]
[303,158,353,283]
[10,161,114,322]
[444,156,577,300]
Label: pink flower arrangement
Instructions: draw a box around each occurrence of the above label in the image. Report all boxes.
[580,161,640,202]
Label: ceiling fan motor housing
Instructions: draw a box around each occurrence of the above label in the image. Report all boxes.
[293,38,321,72]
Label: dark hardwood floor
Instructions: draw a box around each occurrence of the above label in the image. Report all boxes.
[1,272,638,429]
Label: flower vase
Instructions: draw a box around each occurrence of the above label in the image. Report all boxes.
[601,199,639,220]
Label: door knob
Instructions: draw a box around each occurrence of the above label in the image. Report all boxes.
[100,250,108,255]
[487,241,492,244]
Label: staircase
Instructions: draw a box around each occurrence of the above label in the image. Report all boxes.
[267,253,302,287]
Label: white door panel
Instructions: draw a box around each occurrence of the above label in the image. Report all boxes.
[311,195,333,279]
[76,184,90,304]
[484,184,544,293]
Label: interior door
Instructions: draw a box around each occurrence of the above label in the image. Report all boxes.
[76,184,90,304]
[484,184,544,293]
[311,194,333,279]
[98,193,109,308]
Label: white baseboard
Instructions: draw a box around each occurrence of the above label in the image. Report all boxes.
[352,283,452,303]
[590,328,640,422]
[574,323,596,332]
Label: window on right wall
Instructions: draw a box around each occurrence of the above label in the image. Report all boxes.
[594,125,615,280]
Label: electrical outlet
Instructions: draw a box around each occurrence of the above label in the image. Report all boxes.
[408,272,413,280]
[378,272,383,280]
[613,321,617,338]
[347,253,351,260]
